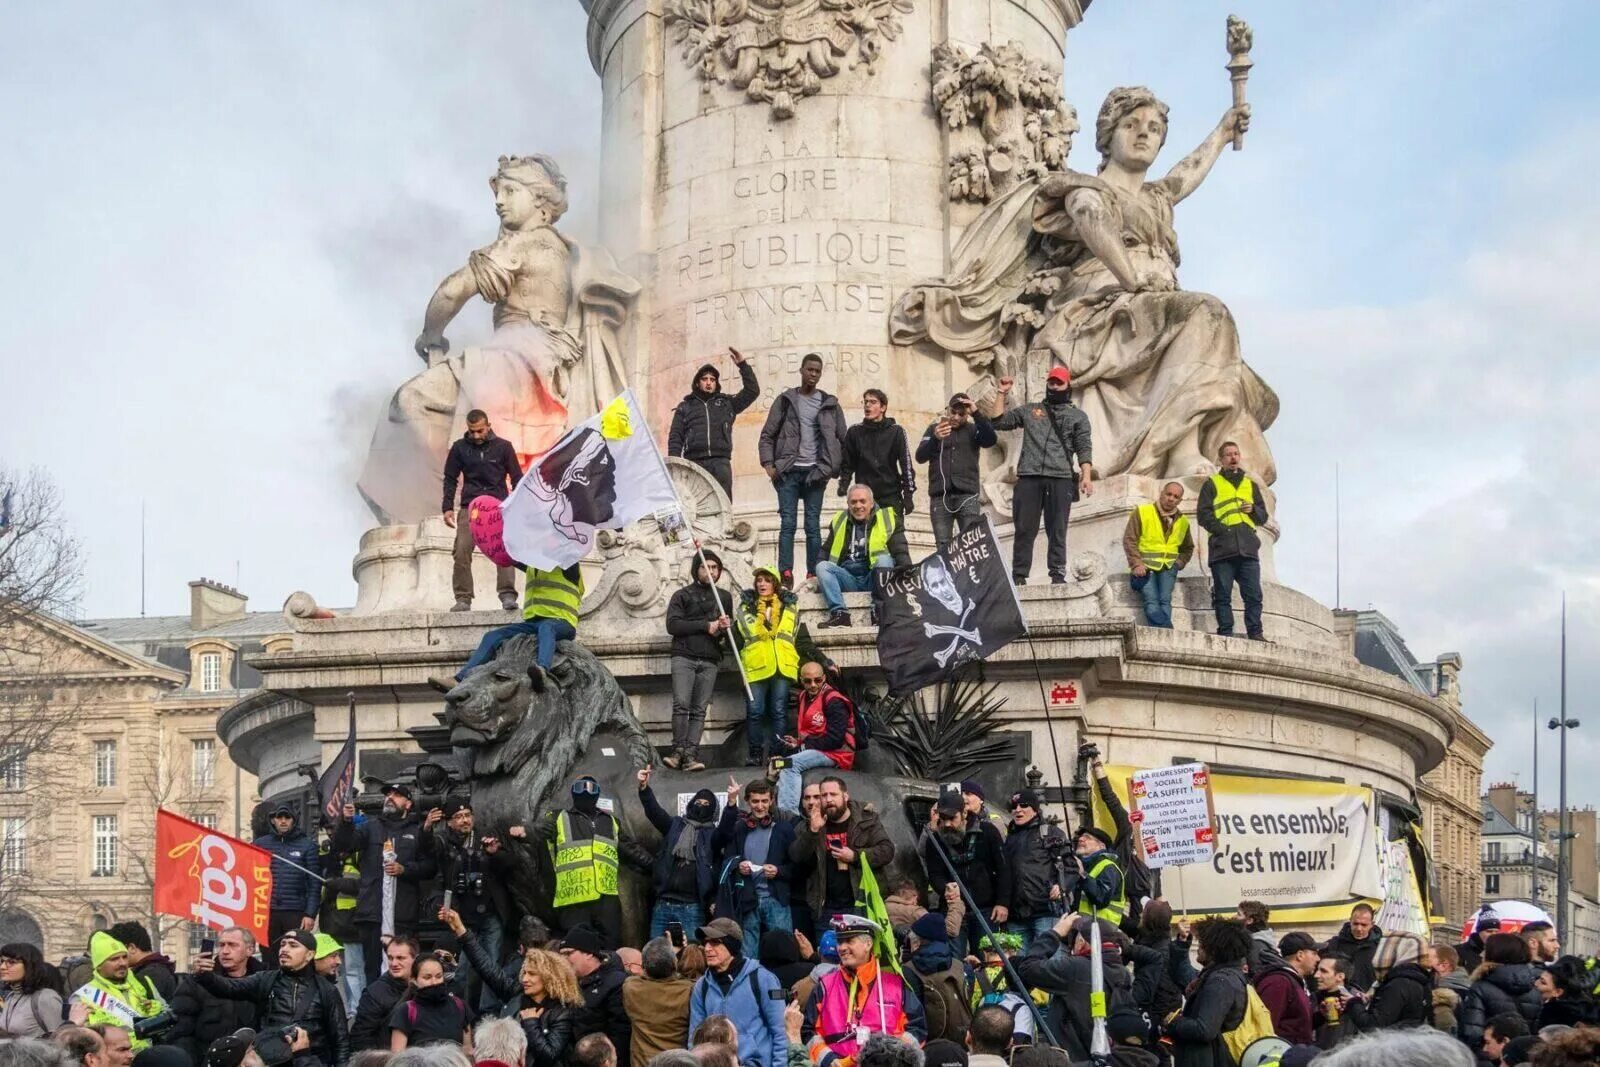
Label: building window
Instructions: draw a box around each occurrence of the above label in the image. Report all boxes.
[91,815,119,876]
[192,812,218,830]
[0,818,24,877]
[1487,840,1501,863]
[0,745,22,791]
[199,653,223,693]
[93,741,118,788]
[191,740,217,788]
[1485,873,1500,895]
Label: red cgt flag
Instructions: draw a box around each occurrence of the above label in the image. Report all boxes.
[153,809,273,945]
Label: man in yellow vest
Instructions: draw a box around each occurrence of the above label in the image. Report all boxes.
[1122,481,1194,628]
[68,932,166,1049]
[437,563,584,691]
[1070,828,1127,926]
[534,774,652,948]
[1196,441,1268,641]
[816,484,899,629]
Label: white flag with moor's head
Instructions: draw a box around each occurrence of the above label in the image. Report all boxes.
[501,390,678,570]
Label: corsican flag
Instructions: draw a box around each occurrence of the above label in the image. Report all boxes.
[501,390,678,570]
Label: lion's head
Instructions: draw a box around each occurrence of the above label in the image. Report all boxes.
[442,635,543,747]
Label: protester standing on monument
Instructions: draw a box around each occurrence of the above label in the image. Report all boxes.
[802,916,926,1065]
[1069,828,1126,927]
[815,485,900,629]
[837,389,915,564]
[168,928,262,1064]
[916,393,997,550]
[923,791,1010,957]
[759,353,848,590]
[736,566,798,768]
[442,563,584,690]
[1000,789,1066,949]
[986,368,1093,586]
[442,410,524,612]
[667,349,760,500]
[714,777,798,958]
[791,778,895,937]
[663,550,735,772]
[688,918,788,1067]
[424,800,512,1013]
[1196,441,1268,641]
[334,786,437,982]
[66,934,164,1047]
[257,805,322,969]
[771,665,861,817]
[192,930,350,1067]
[534,776,652,946]
[636,767,723,938]
[1123,481,1193,628]
[320,854,365,1016]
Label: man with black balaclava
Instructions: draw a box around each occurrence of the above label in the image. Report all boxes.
[667,348,760,500]
[423,798,512,1013]
[534,775,653,947]
[636,767,723,938]
[985,366,1093,586]
[333,784,437,982]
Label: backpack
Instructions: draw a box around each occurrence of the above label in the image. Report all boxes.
[919,966,971,1042]
[1222,984,1276,1062]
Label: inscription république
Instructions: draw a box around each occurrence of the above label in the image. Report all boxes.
[675,231,910,284]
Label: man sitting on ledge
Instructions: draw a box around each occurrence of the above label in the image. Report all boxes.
[816,484,899,629]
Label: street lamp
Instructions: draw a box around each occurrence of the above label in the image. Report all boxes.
[1549,707,1580,942]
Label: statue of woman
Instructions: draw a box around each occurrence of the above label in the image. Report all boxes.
[358,155,639,524]
[891,88,1278,486]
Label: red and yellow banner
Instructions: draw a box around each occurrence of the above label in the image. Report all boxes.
[153,809,272,945]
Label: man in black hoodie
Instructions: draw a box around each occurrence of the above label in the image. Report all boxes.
[837,389,914,566]
[441,409,524,612]
[663,550,736,772]
[1196,440,1269,640]
[667,350,760,500]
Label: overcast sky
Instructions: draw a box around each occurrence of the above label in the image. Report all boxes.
[3,2,1596,803]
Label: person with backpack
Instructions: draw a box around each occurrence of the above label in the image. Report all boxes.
[1,942,64,1037]
[968,932,1049,1048]
[771,662,863,816]
[1013,915,1151,1060]
[388,952,471,1050]
[905,913,971,1044]
[688,918,788,1067]
[1164,919,1252,1067]
[1253,931,1316,1045]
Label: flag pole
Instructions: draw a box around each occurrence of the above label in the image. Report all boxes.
[629,389,752,702]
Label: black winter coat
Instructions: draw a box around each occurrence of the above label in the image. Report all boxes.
[668,363,760,462]
[1166,965,1247,1067]
[332,811,437,928]
[1345,962,1433,1032]
[350,974,408,1052]
[196,963,349,1067]
[922,818,1011,911]
[170,961,264,1066]
[576,956,631,1066]
[507,997,577,1067]
[1458,962,1544,1050]
[1130,933,1191,1025]
[1319,923,1383,992]
[838,417,915,506]
[442,433,522,511]
[714,806,799,911]
[1539,993,1600,1029]
[1002,818,1067,918]
[1196,468,1269,563]
[465,928,523,1006]
[916,417,996,501]
[429,826,513,928]
[640,785,721,906]
[318,868,361,944]
[1013,931,1142,1060]
[665,580,737,663]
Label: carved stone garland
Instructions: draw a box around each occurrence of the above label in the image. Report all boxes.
[931,41,1077,203]
[665,0,915,120]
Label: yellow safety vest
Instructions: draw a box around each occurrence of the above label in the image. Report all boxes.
[1209,474,1257,529]
[336,858,359,911]
[74,973,164,1049]
[523,567,584,627]
[1076,855,1128,923]
[550,811,619,908]
[738,597,799,682]
[825,507,898,563]
[1136,503,1189,571]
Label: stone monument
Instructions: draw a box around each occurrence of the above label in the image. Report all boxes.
[220,1,1480,940]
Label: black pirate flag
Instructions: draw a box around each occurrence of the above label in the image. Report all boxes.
[875,521,1026,694]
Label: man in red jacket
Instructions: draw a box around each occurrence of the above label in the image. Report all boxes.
[1255,931,1318,1044]
[771,662,857,815]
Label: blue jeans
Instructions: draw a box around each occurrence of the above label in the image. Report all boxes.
[740,896,793,957]
[1210,557,1263,637]
[340,940,366,1021]
[1006,915,1057,951]
[457,618,576,678]
[746,677,791,759]
[649,899,706,941]
[777,749,839,813]
[775,468,825,577]
[1137,567,1178,628]
[816,556,891,611]
[460,914,505,1015]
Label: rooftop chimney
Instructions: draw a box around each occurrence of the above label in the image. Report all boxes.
[189,579,248,630]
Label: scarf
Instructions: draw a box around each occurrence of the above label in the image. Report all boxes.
[673,793,717,863]
[756,593,780,632]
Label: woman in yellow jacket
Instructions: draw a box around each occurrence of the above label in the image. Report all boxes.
[737,565,799,766]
